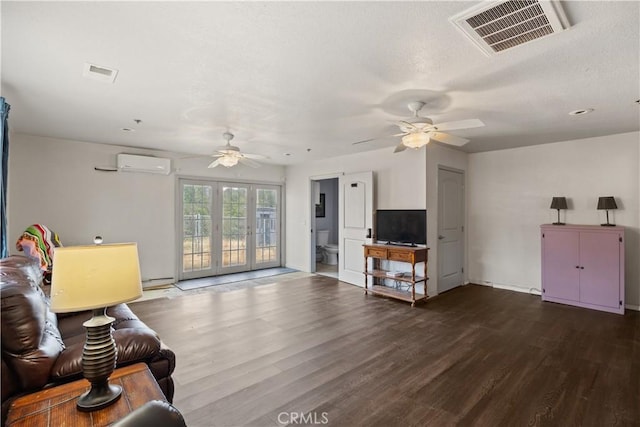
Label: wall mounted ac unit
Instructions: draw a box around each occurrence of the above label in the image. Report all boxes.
[117,154,171,175]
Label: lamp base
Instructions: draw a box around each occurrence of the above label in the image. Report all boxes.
[600,223,616,227]
[77,382,122,412]
[79,308,119,412]
[552,222,565,225]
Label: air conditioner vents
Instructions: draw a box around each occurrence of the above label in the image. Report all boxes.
[82,62,119,83]
[450,0,569,56]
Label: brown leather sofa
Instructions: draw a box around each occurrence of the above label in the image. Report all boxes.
[1,255,176,425]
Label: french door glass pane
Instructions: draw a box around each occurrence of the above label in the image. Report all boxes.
[182,184,212,273]
[222,186,248,267]
[255,188,278,264]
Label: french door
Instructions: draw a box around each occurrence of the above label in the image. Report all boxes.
[179,179,281,280]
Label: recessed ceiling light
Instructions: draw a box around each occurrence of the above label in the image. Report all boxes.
[569,108,594,116]
[121,128,135,132]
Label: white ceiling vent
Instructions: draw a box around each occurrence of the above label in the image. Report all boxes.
[450,0,569,56]
[82,62,119,83]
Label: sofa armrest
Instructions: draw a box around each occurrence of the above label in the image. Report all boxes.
[148,341,176,403]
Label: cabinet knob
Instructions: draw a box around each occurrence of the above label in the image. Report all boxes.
[580,266,584,270]
[575,266,579,269]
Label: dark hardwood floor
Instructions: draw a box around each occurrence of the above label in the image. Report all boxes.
[131,276,640,427]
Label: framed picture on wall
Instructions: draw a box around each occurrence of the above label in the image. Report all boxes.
[315,193,325,218]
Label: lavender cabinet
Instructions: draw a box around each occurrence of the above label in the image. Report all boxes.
[541,224,625,314]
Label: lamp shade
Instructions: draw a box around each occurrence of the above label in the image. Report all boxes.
[550,197,568,210]
[50,243,142,313]
[597,196,617,210]
[401,133,430,148]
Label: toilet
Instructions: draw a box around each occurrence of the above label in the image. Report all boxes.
[323,244,339,265]
[316,230,339,265]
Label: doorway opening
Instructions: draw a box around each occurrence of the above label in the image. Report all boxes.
[312,178,339,278]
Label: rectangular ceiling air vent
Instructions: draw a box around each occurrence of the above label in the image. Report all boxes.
[82,62,119,83]
[450,0,569,56]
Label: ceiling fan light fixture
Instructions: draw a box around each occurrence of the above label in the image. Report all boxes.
[402,133,430,148]
[218,155,239,167]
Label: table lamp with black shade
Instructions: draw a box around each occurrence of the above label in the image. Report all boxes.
[50,243,142,412]
[597,196,618,226]
[550,197,568,225]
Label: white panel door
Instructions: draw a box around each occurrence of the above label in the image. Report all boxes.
[437,168,465,293]
[339,171,373,286]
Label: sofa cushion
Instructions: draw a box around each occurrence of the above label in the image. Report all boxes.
[51,304,162,381]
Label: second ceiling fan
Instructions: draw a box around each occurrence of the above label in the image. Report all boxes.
[207,132,267,168]
[354,101,485,153]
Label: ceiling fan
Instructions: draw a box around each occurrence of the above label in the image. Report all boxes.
[353,101,485,153]
[206,132,267,168]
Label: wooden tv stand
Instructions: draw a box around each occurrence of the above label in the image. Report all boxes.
[363,244,429,307]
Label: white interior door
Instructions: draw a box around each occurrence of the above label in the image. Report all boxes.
[339,171,374,286]
[437,168,465,293]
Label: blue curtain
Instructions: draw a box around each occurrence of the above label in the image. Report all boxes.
[1,97,10,258]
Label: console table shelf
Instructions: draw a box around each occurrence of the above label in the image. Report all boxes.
[367,269,426,284]
[363,244,429,307]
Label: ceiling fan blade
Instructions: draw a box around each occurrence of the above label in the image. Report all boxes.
[433,119,484,132]
[429,132,470,146]
[396,120,419,132]
[242,153,269,160]
[393,143,408,153]
[239,157,261,168]
[352,133,407,145]
[207,159,222,168]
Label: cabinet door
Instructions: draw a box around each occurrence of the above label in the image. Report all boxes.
[543,230,580,301]
[579,232,620,308]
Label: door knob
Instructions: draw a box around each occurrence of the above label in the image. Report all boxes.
[438,235,445,240]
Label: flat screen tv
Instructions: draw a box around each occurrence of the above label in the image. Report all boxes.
[375,209,427,246]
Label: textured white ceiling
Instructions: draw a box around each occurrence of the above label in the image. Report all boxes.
[2,1,639,165]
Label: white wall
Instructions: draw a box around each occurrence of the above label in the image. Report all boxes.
[8,134,285,282]
[285,146,427,274]
[425,143,469,295]
[286,142,468,296]
[467,132,640,308]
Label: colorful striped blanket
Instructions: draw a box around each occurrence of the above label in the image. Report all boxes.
[15,224,62,272]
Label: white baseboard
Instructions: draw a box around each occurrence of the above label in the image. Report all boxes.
[470,279,541,296]
[493,283,541,296]
[142,277,175,290]
[625,304,640,311]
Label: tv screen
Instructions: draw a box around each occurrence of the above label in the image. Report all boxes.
[375,209,427,246]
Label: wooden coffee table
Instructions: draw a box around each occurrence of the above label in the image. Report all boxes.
[7,363,166,427]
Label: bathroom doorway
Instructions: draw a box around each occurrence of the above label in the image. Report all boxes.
[313,177,339,278]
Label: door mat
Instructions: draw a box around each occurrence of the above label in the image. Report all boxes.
[176,267,297,291]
